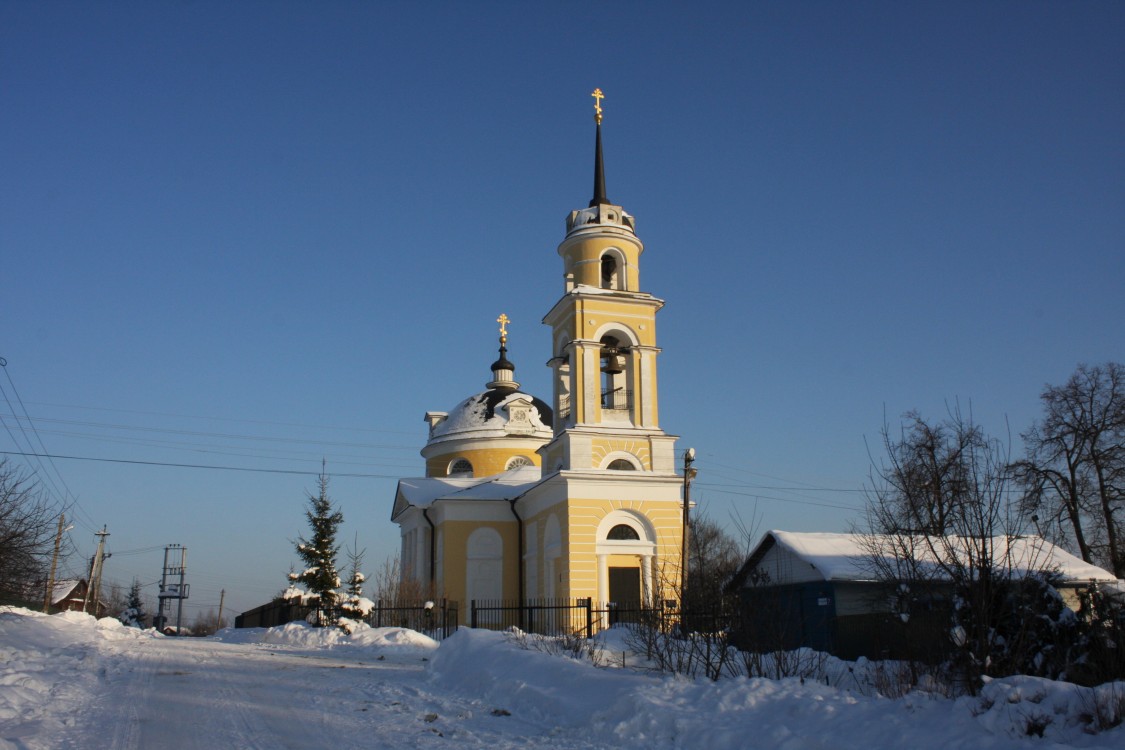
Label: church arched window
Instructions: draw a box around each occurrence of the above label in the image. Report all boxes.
[505,456,532,470]
[448,458,473,476]
[607,524,640,540]
[606,459,636,471]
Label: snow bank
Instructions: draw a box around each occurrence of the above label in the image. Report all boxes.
[212,619,438,656]
[427,627,1125,749]
[971,675,1125,741]
[0,607,161,744]
[3,608,1123,750]
[428,628,632,726]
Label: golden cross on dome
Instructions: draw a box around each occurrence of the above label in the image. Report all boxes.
[497,313,510,342]
[591,88,604,124]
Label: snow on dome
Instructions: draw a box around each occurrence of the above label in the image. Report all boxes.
[427,388,552,443]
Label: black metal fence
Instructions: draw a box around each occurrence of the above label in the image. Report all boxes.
[235,598,459,640]
[235,600,313,629]
[470,597,595,635]
[367,599,459,640]
[236,596,734,642]
[467,598,734,637]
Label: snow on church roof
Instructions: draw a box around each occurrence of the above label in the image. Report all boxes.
[731,530,1118,588]
[393,465,543,516]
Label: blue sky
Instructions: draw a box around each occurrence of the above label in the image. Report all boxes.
[2,2,1122,618]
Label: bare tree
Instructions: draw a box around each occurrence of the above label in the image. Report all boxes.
[1015,362,1125,577]
[105,582,127,618]
[190,608,226,636]
[370,554,426,605]
[863,406,1055,692]
[865,410,985,536]
[0,459,61,604]
[685,512,743,611]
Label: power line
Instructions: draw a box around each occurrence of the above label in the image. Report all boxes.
[22,400,418,437]
[109,545,167,557]
[0,450,402,479]
[0,359,99,533]
[0,413,417,451]
[700,455,865,492]
[21,426,420,471]
[698,484,864,512]
[0,381,70,504]
[700,480,866,493]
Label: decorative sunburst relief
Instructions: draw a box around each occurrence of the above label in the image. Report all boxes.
[591,439,651,470]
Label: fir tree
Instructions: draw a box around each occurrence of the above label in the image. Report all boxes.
[288,469,344,626]
[338,537,372,630]
[118,578,147,628]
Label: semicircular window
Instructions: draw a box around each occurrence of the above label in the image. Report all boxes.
[607,524,640,540]
[449,458,473,476]
[505,456,533,470]
[606,459,636,471]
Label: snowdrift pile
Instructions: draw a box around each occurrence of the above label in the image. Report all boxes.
[428,627,1125,748]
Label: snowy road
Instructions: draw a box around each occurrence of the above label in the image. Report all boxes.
[4,610,1125,750]
[45,635,605,750]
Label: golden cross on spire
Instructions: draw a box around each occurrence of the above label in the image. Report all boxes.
[497,313,510,343]
[591,88,604,124]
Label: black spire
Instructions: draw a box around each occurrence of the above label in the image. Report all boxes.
[490,341,515,381]
[589,119,609,207]
[488,313,518,390]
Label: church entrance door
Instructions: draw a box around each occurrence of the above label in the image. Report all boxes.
[608,566,641,625]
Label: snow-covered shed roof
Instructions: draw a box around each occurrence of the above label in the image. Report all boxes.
[727,530,1118,590]
[51,579,85,605]
[391,465,543,519]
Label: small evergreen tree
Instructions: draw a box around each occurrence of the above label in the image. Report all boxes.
[117,578,147,628]
[338,537,373,631]
[288,469,344,626]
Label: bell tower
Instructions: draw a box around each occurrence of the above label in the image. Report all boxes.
[540,89,679,475]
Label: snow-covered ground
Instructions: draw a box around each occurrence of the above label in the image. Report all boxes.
[1,607,1123,749]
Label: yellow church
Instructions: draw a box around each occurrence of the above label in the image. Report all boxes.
[391,91,686,614]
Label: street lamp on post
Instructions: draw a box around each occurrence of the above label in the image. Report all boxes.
[681,448,697,610]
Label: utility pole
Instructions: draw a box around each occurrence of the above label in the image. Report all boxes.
[155,545,188,634]
[91,529,111,616]
[176,546,187,633]
[42,513,68,613]
[217,589,226,630]
[680,448,696,610]
[83,526,110,615]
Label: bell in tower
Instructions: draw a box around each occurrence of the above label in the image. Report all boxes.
[599,338,627,375]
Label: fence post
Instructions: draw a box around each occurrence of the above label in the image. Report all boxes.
[584,597,593,637]
[471,600,477,629]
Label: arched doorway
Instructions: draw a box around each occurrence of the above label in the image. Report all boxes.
[595,511,656,615]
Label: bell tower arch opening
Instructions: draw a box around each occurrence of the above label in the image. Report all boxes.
[599,334,629,417]
[599,248,627,290]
